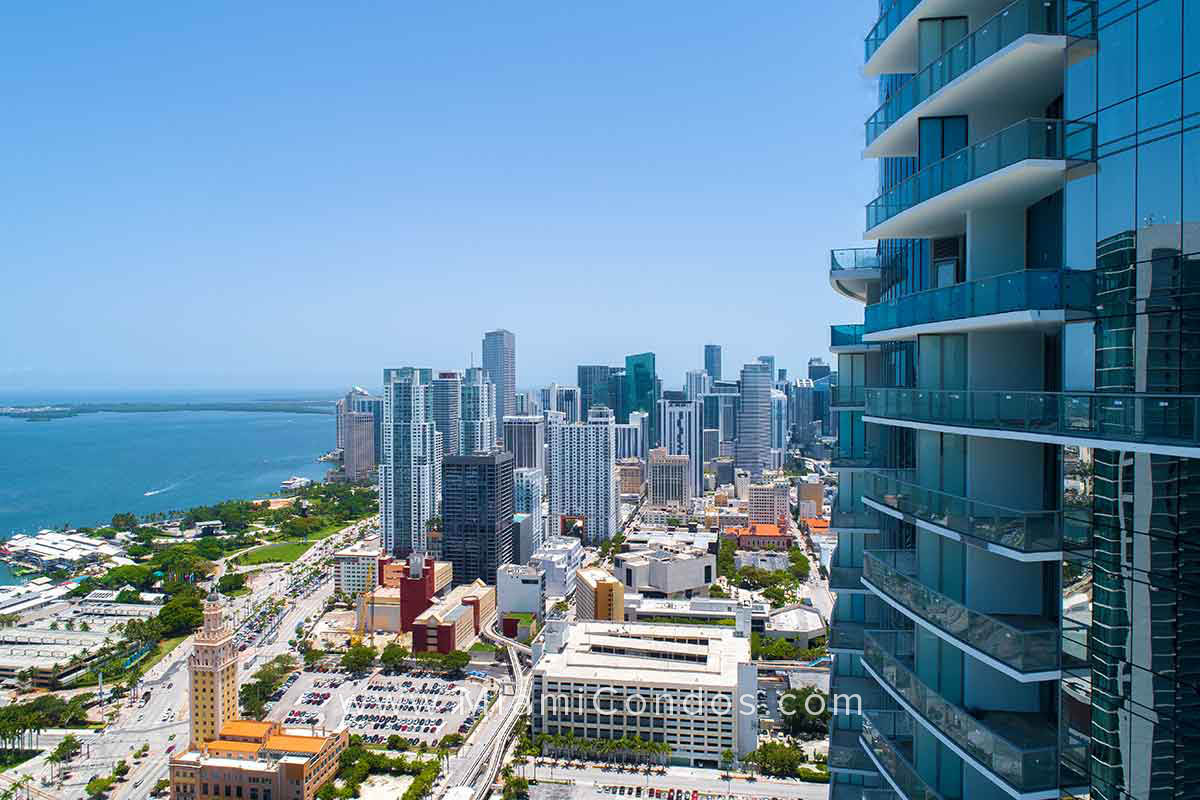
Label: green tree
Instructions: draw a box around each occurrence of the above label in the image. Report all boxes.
[341,645,377,673]
[380,643,410,673]
[110,513,138,531]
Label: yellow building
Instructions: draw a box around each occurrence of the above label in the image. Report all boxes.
[575,567,624,621]
[188,592,239,749]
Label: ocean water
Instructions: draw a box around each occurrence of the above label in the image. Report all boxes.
[0,407,335,540]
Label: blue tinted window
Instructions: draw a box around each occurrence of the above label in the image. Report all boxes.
[1139,0,1182,92]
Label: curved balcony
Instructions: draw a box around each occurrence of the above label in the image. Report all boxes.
[865,118,1095,240]
[860,710,946,800]
[832,385,866,409]
[863,387,1200,458]
[862,469,1091,556]
[831,248,882,302]
[830,728,877,774]
[863,629,1067,795]
[861,550,1059,677]
[863,269,1095,339]
[831,324,881,354]
[865,0,1082,157]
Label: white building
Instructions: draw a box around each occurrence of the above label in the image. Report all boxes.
[547,406,617,543]
[343,411,376,483]
[513,467,546,558]
[333,542,382,596]
[530,536,586,598]
[734,362,771,480]
[748,480,790,526]
[615,410,649,460]
[657,398,702,499]
[504,415,546,472]
[380,374,439,555]
[460,367,497,454]
[497,563,546,619]
[647,448,689,508]
[685,369,711,402]
[613,545,716,599]
[432,370,463,457]
[530,619,758,766]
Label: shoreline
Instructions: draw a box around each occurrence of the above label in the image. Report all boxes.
[0,401,334,422]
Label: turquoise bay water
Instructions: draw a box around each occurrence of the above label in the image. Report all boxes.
[0,409,333,540]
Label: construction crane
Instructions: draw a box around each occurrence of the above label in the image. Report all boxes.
[350,559,377,648]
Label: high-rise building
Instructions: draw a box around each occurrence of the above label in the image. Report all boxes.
[647,447,689,508]
[513,467,545,560]
[431,370,463,457]
[702,428,720,468]
[785,378,814,444]
[769,389,788,452]
[685,369,711,402]
[383,366,432,386]
[577,365,614,418]
[380,375,439,556]
[806,357,830,382]
[337,386,374,452]
[574,567,624,622]
[657,398,702,499]
[503,415,545,472]
[514,391,538,415]
[734,362,770,480]
[460,367,497,455]
[441,450,514,586]
[819,6,1200,800]
[614,409,649,460]
[704,344,722,381]
[756,356,775,385]
[482,329,516,436]
[555,385,582,423]
[547,405,617,543]
[624,352,658,446]
[343,411,376,483]
[607,367,628,422]
[187,593,239,748]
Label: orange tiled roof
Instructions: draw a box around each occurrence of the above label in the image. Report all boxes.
[728,523,784,537]
[221,720,275,739]
[207,740,264,754]
[265,734,327,755]
[803,518,829,529]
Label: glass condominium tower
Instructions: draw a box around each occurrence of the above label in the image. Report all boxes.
[828,2,1200,800]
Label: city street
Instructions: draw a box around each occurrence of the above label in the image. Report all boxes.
[523,764,831,800]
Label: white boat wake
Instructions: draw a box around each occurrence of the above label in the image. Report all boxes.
[144,479,186,497]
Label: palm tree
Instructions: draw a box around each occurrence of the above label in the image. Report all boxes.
[721,749,735,800]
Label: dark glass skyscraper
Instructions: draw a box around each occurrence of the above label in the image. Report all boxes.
[704,344,722,381]
[624,352,658,446]
[440,450,514,586]
[577,365,613,418]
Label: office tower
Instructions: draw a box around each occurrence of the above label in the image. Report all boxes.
[607,367,628,422]
[769,388,788,454]
[614,409,649,460]
[657,398,702,499]
[684,369,711,401]
[335,397,346,450]
[555,385,582,423]
[624,352,658,446]
[578,365,614,417]
[380,375,438,556]
[539,385,557,414]
[514,391,538,415]
[733,362,770,480]
[343,411,376,483]
[188,594,239,748]
[347,392,384,465]
[702,428,720,467]
[704,344,722,381]
[383,366,432,386]
[647,447,688,508]
[513,467,545,560]
[460,367,497,455]
[785,378,814,444]
[481,329,516,435]
[429,370,462,457]
[503,415,546,472]
[806,357,830,381]
[441,450,514,586]
[777,368,787,383]
[756,356,775,385]
[816,5,1200,800]
[547,405,617,543]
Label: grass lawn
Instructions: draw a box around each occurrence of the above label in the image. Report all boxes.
[469,641,497,652]
[505,612,535,625]
[233,541,314,565]
[130,634,189,675]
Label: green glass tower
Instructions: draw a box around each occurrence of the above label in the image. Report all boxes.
[624,352,658,447]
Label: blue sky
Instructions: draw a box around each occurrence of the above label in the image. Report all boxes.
[1,2,878,395]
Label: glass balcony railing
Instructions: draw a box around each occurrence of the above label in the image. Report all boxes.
[828,621,867,651]
[865,0,1070,148]
[831,324,868,348]
[829,728,875,773]
[830,450,885,470]
[831,507,880,530]
[832,385,866,407]
[866,119,1095,232]
[864,387,1200,449]
[861,711,946,800]
[863,269,1095,334]
[831,673,888,711]
[829,564,865,593]
[863,469,1091,552]
[862,550,1059,673]
[864,0,920,65]
[864,630,1060,793]
[832,247,882,271]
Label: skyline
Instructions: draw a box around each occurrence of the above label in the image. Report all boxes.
[1,2,875,393]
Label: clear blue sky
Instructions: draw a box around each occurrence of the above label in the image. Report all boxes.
[1,2,878,396]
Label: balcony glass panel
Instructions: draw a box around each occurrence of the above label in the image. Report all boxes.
[828,621,867,651]
[866,119,1095,231]
[864,388,1200,449]
[864,0,920,65]
[830,728,875,773]
[864,469,1091,552]
[862,550,1059,673]
[832,247,882,271]
[833,385,867,407]
[831,324,868,348]
[863,269,1095,333]
[864,630,1061,793]
[831,507,880,530]
[861,711,946,800]
[865,0,1080,148]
